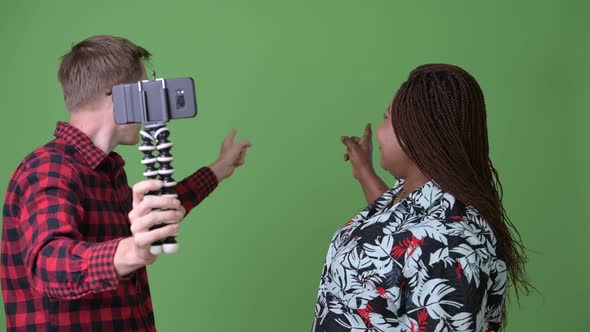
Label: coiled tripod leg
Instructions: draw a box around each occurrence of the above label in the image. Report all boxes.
[139,130,164,255]
[154,126,179,254]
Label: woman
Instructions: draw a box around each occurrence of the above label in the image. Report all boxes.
[312,64,531,332]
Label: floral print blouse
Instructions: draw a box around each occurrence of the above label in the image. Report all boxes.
[312,180,506,332]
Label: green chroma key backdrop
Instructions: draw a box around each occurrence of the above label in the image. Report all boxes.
[0,0,587,331]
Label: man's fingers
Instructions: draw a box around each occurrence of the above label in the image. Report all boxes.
[132,180,163,206]
[133,210,183,233]
[235,139,252,150]
[227,140,252,162]
[131,196,181,218]
[237,150,246,162]
[134,224,179,248]
[235,146,249,166]
[224,129,237,145]
[130,209,183,233]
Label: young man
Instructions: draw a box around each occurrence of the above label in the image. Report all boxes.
[1,35,251,331]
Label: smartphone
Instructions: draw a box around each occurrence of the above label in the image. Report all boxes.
[112,77,197,124]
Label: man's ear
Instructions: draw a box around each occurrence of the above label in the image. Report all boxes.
[104,93,114,108]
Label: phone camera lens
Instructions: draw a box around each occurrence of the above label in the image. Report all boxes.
[176,89,185,108]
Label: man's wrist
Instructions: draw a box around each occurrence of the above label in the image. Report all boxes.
[208,162,226,182]
[113,238,146,277]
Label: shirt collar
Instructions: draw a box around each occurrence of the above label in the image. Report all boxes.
[387,179,451,212]
[54,121,125,171]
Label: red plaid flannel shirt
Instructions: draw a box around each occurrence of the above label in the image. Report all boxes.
[2,122,218,331]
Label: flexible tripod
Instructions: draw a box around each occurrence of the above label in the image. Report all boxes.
[139,123,179,255]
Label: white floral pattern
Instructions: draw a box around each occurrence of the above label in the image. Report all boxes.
[313,180,506,332]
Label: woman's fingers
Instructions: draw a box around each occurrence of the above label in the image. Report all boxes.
[362,123,372,141]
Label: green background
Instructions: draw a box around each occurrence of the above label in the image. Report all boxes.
[0,0,588,331]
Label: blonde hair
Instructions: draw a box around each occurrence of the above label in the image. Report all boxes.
[58,35,151,111]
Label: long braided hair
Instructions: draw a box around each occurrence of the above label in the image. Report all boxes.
[390,64,531,327]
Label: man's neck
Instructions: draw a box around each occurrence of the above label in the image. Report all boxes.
[69,109,117,154]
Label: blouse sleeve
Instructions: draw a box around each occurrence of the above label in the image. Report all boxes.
[392,229,496,332]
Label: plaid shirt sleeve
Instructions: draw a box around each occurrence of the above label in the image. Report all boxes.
[16,156,121,299]
[175,167,218,215]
